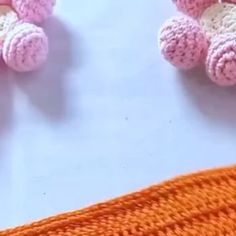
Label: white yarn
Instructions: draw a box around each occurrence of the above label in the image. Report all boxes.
[200,3,236,39]
[0,6,17,42]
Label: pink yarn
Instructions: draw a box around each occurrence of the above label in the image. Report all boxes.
[172,0,218,18]
[206,33,236,86]
[2,23,48,72]
[12,0,56,24]
[159,17,208,69]
[0,0,56,72]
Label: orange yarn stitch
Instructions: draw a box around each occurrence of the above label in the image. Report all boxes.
[1,165,236,236]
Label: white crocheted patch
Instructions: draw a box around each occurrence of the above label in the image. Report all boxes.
[200,3,236,39]
[0,5,17,42]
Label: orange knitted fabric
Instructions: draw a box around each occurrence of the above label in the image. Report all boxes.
[1,165,236,236]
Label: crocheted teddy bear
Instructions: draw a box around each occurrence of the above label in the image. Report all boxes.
[0,0,55,72]
[159,0,236,86]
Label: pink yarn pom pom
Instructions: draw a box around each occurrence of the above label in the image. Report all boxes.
[2,23,48,72]
[172,0,218,18]
[159,17,208,69]
[12,0,56,23]
[206,33,236,86]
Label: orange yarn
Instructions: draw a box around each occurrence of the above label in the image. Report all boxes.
[1,165,236,236]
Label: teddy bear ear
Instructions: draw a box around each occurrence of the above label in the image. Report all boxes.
[12,0,56,24]
[173,0,218,18]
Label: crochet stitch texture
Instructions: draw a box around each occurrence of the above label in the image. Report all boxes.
[0,0,55,72]
[159,0,236,86]
[1,165,236,235]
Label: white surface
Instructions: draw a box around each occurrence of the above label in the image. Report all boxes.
[0,0,236,229]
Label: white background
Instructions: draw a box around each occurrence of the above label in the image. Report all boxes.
[0,0,235,229]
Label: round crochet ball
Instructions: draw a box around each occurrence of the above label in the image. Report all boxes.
[159,17,208,69]
[200,3,236,39]
[2,23,48,72]
[172,0,218,18]
[206,33,236,86]
[12,0,55,23]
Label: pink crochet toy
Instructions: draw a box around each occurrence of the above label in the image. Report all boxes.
[159,0,236,86]
[0,0,55,72]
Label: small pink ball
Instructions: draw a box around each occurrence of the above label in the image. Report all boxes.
[206,33,236,86]
[12,0,56,23]
[159,17,208,69]
[172,0,218,18]
[3,23,48,72]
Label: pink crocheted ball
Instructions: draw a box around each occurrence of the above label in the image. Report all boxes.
[3,23,48,72]
[172,0,218,18]
[159,17,208,69]
[0,0,56,72]
[206,33,236,86]
[12,0,56,24]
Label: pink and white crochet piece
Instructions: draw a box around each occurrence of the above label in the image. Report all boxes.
[0,0,56,72]
[159,0,236,86]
